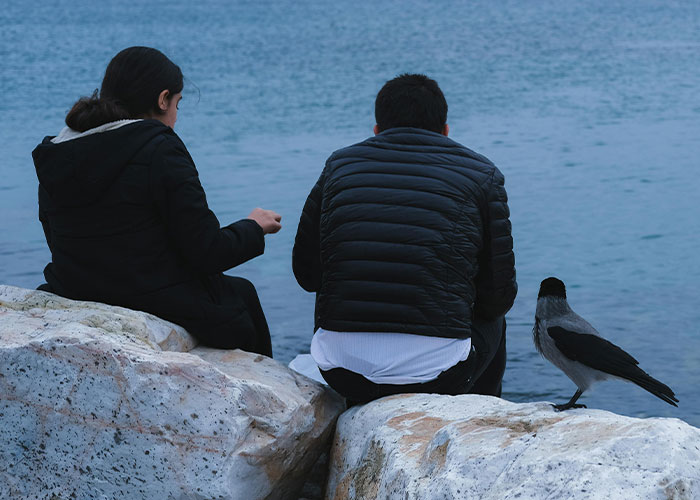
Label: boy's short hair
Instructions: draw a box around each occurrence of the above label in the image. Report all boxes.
[374,74,448,134]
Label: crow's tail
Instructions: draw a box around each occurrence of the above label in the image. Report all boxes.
[626,368,679,407]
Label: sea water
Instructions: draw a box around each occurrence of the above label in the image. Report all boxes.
[1,0,699,425]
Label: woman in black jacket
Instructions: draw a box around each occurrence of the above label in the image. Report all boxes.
[32,46,281,356]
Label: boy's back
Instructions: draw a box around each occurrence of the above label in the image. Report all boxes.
[294,127,512,339]
[293,74,516,404]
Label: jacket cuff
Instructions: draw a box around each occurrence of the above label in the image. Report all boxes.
[226,218,266,262]
[242,218,265,252]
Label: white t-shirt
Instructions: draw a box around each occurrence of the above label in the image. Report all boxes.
[310,328,472,385]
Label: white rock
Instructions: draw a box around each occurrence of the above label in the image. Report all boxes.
[0,285,345,499]
[0,285,196,352]
[327,394,700,500]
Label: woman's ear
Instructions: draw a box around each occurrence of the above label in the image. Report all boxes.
[158,89,171,111]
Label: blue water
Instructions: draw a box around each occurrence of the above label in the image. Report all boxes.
[1,0,699,425]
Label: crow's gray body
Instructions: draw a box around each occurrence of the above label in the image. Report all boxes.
[534,297,609,392]
[534,277,678,411]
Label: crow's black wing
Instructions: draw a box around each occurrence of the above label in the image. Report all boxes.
[547,326,678,406]
[547,326,638,370]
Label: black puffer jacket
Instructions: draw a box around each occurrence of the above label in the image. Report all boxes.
[32,120,264,345]
[293,127,516,341]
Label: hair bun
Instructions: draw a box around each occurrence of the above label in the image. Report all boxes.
[65,90,130,132]
[82,90,102,106]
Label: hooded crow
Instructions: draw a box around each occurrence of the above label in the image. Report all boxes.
[534,277,678,411]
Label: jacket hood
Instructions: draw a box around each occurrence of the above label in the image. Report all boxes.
[33,119,170,207]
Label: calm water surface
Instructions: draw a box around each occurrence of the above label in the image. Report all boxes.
[1,0,699,425]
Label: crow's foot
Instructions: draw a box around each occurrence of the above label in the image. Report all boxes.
[552,389,586,411]
[552,402,587,412]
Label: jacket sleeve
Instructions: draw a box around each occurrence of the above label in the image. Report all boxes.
[292,169,326,292]
[150,134,265,275]
[474,167,517,319]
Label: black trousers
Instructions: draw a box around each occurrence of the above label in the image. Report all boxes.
[195,276,273,357]
[320,317,506,405]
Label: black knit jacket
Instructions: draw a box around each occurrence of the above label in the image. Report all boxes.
[293,127,517,341]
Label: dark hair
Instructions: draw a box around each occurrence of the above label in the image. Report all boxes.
[374,74,447,134]
[65,46,183,132]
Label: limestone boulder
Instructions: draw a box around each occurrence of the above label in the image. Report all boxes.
[327,394,700,499]
[0,285,196,352]
[0,285,345,500]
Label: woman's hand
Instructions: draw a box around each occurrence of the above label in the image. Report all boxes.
[247,208,282,235]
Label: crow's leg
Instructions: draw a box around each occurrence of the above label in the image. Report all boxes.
[552,389,586,411]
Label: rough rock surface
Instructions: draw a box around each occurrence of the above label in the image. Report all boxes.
[0,285,196,352]
[327,394,700,500]
[0,285,345,500]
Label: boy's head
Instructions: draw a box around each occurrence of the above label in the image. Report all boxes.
[374,74,448,135]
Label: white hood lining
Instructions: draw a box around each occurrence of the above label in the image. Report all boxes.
[50,119,143,144]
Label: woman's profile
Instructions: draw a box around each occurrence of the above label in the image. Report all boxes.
[32,46,281,356]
